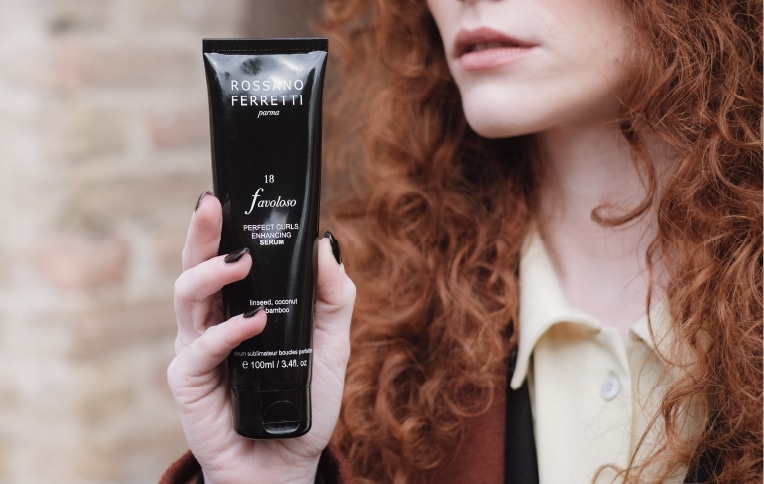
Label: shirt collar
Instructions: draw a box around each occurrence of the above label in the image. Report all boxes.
[630,299,673,358]
[510,231,674,389]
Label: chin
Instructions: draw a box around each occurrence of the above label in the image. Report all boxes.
[463,111,532,139]
[468,124,511,139]
[460,96,540,139]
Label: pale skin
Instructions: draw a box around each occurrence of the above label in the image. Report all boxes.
[534,126,669,335]
[426,0,669,333]
[170,0,668,481]
[169,193,355,483]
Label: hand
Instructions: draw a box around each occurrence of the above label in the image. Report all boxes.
[168,192,355,484]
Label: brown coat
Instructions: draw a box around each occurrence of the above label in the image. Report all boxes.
[159,396,508,484]
[159,442,357,484]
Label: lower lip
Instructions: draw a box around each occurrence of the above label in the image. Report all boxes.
[458,46,534,71]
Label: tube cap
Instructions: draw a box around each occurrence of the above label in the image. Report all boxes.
[231,387,311,439]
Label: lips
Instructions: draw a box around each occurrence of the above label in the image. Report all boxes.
[453,27,536,71]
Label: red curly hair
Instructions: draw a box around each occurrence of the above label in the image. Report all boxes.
[318,0,762,482]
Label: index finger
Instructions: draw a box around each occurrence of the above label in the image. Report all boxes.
[182,191,223,271]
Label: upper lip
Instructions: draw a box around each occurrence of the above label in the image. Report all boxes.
[453,27,534,58]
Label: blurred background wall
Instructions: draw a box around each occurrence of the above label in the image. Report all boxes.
[0,0,319,481]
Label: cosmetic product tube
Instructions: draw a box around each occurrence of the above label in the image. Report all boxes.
[203,38,327,439]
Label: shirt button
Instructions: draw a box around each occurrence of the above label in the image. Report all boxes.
[600,376,621,401]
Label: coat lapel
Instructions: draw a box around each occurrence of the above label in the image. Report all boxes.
[505,357,539,484]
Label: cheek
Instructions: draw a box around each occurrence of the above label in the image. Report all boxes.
[425,0,449,34]
[425,0,459,51]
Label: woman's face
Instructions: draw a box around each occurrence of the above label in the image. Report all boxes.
[426,0,632,138]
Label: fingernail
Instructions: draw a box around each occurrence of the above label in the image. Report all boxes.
[324,231,342,264]
[195,191,212,211]
[224,247,249,263]
[243,306,265,318]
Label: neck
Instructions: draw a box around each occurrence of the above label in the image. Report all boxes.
[532,124,667,335]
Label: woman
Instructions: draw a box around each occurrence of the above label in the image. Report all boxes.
[163,0,762,482]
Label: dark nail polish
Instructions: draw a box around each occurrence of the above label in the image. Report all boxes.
[243,306,265,318]
[224,247,249,263]
[195,191,212,211]
[324,231,342,264]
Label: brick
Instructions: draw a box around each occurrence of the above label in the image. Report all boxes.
[238,0,318,37]
[0,0,312,481]
[47,0,116,34]
[53,36,196,90]
[64,300,176,359]
[0,436,9,480]
[50,102,129,162]
[154,230,189,277]
[147,106,209,151]
[67,171,209,226]
[36,235,128,290]
[132,0,209,27]
[0,40,54,91]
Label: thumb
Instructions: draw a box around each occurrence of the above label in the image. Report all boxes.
[313,232,355,359]
[316,232,355,316]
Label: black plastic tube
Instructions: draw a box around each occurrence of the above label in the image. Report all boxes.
[203,38,328,439]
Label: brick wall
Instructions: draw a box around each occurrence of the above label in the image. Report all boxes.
[0,1,316,482]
